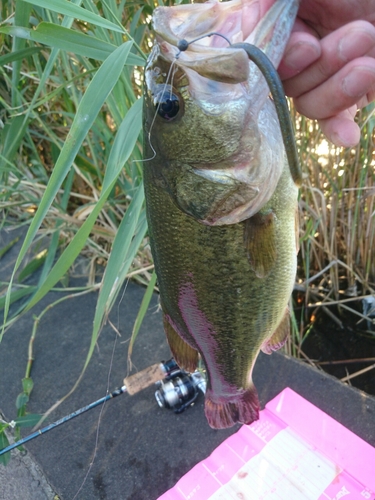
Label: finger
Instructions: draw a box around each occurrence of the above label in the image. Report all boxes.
[356,88,375,109]
[293,57,375,121]
[297,0,375,38]
[278,31,321,80]
[283,21,375,98]
[318,109,361,148]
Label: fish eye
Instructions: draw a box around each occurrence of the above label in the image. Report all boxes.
[156,93,180,121]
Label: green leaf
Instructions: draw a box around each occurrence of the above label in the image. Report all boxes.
[23,97,143,314]
[0,115,29,174]
[22,377,34,395]
[11,0,33,108]
[0,47,42,66]
[101,97,143,191]
[2,42,134,339]
[0,423,9,433]
[14,414,42,428]
[0,237,20,260]
[0,287,36,311]
[15,393,29,410]
[18,249,48,283]
[128,271,157,360]
[0,24,144,65]
[0,432,10,466]
[90,183,144,357]
[22,0,124,33]
[37,168,74,287]
[101,211,147,317]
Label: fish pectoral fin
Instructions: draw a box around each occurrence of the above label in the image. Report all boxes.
[261,307,290,354]
[163,315,198,373]
[243,211,277,278]
[204,386,260,429]
[174,166,242,223]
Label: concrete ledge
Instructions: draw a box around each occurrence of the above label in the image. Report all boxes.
[0,423,56,500]
[1,228,374,499]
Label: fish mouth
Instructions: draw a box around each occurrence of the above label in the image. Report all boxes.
[152,0,298,91]
[146,0,299,226]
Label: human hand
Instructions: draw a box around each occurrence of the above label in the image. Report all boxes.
[278,1,375,147]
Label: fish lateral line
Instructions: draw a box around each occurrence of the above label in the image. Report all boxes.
[175,36,302,188]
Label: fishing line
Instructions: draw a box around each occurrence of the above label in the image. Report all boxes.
[175,34,302,186]
[143,32,230,163]
[142,57,180,163]
[72,277,129,499]
[0,360,205,459]
[71,329,119,500]
[144,29,302,187]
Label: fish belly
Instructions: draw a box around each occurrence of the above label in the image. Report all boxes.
[144,159,298,428]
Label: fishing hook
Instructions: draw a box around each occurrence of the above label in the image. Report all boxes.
[177,32,232,56]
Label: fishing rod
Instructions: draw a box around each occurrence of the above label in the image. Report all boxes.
[0,359,206,458]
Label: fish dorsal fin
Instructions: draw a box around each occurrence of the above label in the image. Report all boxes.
[261,307,290,354]
[163,315,198,373]
[243,211,277,278]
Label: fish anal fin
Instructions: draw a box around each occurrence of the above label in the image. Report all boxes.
[244,211,277,278]
[163,315,198,373]
[204,386,259,429]
[261,308,290,355]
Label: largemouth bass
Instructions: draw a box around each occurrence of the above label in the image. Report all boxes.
[143,0,300,429]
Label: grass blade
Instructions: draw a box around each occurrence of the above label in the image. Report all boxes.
[1,41,134,339]
[87,184,145,368]
[22,98,143,313]
[0,47,42,66]
[0,288,36,311]
[0,116,28,176]
[22,0,124,33]
[128,270,157,362]
[11,0,32,108]
[0,24,145,65]
[0,432,10,466]
[0,237,20,259]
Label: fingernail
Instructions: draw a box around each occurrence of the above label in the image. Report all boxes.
[342,68,375,97]
[283,42,320,71]
[333,126,360,148]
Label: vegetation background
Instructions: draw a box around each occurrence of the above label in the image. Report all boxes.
[0,0,374,464]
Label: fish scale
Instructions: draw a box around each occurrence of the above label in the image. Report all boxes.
[143,154,297,427]
[143,0,299,429]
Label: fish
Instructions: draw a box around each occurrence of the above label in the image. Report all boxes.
[143,0,301,429]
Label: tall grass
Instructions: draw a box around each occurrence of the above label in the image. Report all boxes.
[0,0,156,461]
[290,105,375,355]
[0,0,374,457]
[0,0,151,348]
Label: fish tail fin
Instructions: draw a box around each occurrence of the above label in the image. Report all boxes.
[204,386,260,429]
[163,314,199,373]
